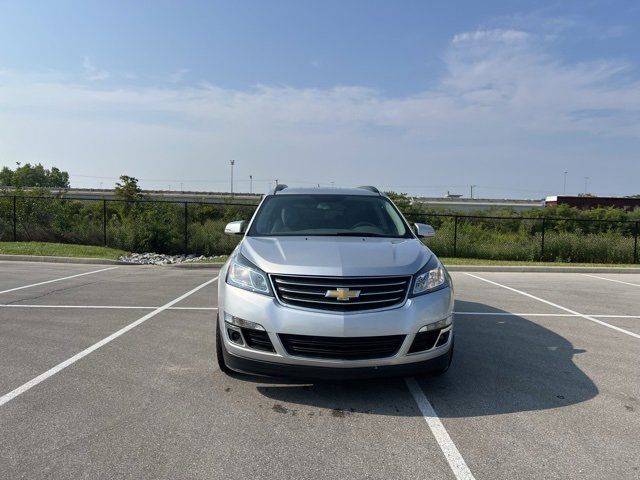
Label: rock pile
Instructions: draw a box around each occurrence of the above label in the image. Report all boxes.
[119,253,226,265]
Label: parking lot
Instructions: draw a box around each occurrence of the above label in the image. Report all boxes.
[0,261,638,480]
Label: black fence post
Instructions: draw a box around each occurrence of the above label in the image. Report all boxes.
[540,218,546,261]
[12,195,17,241]
[634,221,639,264]
[183,202,188,254]
[453,215,458,257]
[102,199,107,246]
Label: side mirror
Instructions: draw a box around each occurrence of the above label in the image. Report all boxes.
[414,223,435,238]
[224,220,247,236]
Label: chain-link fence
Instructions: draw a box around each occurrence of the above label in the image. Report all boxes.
[403,211,639,264]
[0,195,258,256]
[0,194,638,263]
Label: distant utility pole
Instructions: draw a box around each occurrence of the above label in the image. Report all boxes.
[180,182,184,192]
[249,175,253,194]
[563,171,568,194]
[584,176,589,194]
[470,185,477,199]
[330,181,335,188]
[230,160,235,196]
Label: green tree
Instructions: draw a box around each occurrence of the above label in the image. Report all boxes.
[0,166,13,186]
[0,163,70,188]
[114,175,142,201]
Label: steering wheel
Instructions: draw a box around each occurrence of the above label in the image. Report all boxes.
[351,222,378,229]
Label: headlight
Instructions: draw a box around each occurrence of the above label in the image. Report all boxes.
[226,252,273,296]
[410,256,448,297]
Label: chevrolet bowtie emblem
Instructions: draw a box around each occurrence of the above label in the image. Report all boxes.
[325,287,361,301]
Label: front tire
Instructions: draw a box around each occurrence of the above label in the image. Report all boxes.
[216,315,231,374]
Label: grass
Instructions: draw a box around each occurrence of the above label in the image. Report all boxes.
[441,257,638,268]
[0,241,636,267]
[0,242,128,260]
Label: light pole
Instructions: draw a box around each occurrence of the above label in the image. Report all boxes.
[230,160,235,196]
[470,185,477,199]
[249,175,253,194]
[563,171,568,195]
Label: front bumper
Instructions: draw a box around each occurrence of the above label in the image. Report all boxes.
[218,275,454,375]
[222,343,453,379]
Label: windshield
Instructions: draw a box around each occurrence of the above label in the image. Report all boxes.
[247,194,412,238]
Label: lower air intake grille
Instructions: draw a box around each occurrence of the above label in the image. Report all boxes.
[408,330,441,353]
[278,334,405,360]
[241,328,275,353]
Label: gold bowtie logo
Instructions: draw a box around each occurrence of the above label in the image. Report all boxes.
[325,287,361,301]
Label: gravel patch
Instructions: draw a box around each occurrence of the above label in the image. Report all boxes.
[119,253,226,265]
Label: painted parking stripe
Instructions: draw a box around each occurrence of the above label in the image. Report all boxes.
[465,273,640,340]
[454,312,640,318]
[1,303,638,318]
[405,378,476,480]
[0,304,217,310]
[456,312,577,317]
[0,267,118,295]
[0,276,219,407]
[583,274,640,288]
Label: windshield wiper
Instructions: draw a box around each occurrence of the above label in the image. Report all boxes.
[334,232,388,237]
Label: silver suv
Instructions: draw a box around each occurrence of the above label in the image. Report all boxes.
[216,186,454,379]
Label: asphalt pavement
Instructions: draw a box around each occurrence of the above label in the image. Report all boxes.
[0,261,638,479]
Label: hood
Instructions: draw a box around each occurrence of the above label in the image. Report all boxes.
[240,236,432,277]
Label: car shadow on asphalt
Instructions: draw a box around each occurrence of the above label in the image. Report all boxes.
[251,300,598,417]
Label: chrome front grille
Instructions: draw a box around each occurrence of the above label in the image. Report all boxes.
[270,275,411,312]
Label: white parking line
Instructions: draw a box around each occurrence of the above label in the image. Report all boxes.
[465,273,640,340]
[405,378,476,480]
[454,312,640,318]
[0,276,219,407]
[583,274,640,287]
[456,312,576,317]
[0,304,217,310]
[0,267,118,295]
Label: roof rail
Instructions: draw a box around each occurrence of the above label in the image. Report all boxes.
[273,184,288,194]
[358,185,380,194]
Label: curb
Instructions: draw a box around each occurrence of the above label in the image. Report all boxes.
[0,254,223,268]
[0,254,132,266]
[445,265,640,274]
[165,262,224,269]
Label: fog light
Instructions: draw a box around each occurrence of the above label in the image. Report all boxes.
[226,324,244,345]
[418,317,452,332]
[224,312,265,331]
[436,331,450,347]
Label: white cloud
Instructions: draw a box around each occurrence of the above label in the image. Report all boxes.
[82,56,109,81]
[168,68,189,84]
[1,28,639,196]
[452,29,530,44]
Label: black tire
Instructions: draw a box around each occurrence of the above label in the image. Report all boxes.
[431,335,454,377]
[215,316,231,374]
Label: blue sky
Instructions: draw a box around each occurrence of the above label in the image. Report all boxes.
[1,0,639,197]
